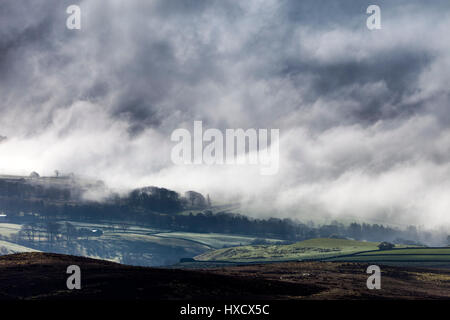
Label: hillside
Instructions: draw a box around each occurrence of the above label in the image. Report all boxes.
[0,221,286,266]
[1,252,450,300]
[326,247,450,268]
[0,240,39,255]
[195,238,381,262]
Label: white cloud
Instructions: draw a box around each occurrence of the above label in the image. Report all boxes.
[1,0,450,228]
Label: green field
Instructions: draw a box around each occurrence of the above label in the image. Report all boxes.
[0,221,285,266]
[154,232,283,249]
[4,220,450,268]
[356,248,450,255]
[195,238,448,266]
[0,223,22,238]
[195,238,382,262]
[0,240,39,254]
[327,247,450,264]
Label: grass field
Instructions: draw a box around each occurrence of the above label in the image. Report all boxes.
[327,247,450,266]
[0,223,22,238]
[5,220,449,268]
[0,224,39,254]
[0,221,284,266]
[0,240,39,254]
[355,248,450,255]
[195,238,382,262]
[194,238,449,266]
[154,232,283,249]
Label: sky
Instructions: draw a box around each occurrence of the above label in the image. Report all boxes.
[1,0,450,228]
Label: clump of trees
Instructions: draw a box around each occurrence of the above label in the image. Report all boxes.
[0,177,440,245]
[12,222,103,248]
[378,241,395,250]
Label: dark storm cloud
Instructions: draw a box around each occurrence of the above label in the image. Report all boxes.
[281,49,432,123]
[0,0,444,131]
[1,0,450,227]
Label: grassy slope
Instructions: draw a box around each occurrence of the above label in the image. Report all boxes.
[5,252,450,300]
[195,238,380,262]
[328,247,450,263]
[0,240,40,254]
[1,221,285,264]
[0,223,22,238]
[358,248,450,255]
[154,232,283,249]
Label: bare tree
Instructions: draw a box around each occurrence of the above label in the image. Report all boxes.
[22,224,34,242]
[45,221,60,244]
[65,222,77,242]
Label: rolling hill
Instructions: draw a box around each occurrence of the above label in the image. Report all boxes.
[1,252,450,300]
[195,238,381,262]
[195,238,450,269]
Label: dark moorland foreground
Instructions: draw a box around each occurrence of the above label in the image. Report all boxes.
[1,253,450,300]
